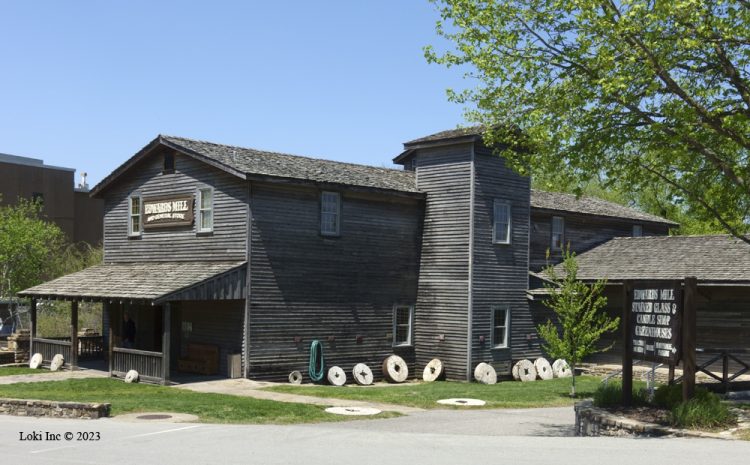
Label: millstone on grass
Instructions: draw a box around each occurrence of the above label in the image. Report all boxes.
[352,363,373,385]
[327,366,346,386]
[473,362,497,384]
[422,358,444,382]
[288,371,303,384]
[515,359,537,382]
[512,362,520,381]
[382,355,408,383]
[534,358,553,380]
[29,353,43,369]
[553,359,572,378]
[124,370,139,383]
[49,354,65,372]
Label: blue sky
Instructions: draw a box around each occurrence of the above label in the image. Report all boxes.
[0,1,468,185]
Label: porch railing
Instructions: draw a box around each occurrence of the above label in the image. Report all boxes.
[36,336,104,361]
[32,337,72,363]
[112,347,163,383]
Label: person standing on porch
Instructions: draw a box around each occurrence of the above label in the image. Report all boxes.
[123,313,136,349]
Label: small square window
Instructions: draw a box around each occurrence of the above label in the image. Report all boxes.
[551,216,564,250]
[493,200,511,244]
[320,191,341,236]
[492,307,510,348]
[163,153,175,173]
[632,225,643,237]
[393,305,413,346]
[128,196,141,237]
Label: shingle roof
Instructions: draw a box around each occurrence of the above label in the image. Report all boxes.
[530,189,678,226]
[162,136,420,194]
[405,126,484,145]
[555,235,750,283]
[18,262,246,302]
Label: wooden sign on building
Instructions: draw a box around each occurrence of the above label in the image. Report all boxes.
[628,280,682,364]
[142,195,194,229]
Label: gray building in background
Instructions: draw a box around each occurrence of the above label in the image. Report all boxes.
[0,152,103,245]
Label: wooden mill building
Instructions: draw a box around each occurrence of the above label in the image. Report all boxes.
[19,128,677,383]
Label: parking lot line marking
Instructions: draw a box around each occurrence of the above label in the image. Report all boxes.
[125,424,203,439]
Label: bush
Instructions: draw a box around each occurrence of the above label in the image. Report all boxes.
[671,389,736,429]
[653,383,683,410]
[593,381,649,407]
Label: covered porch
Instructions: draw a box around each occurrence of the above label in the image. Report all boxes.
[19,261,247,384]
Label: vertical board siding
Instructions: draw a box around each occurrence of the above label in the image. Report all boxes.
[412,144,472,380]
[248,183,421,381]
[470,148,531,375]
[103,151,248,263]
[530,212,670,271]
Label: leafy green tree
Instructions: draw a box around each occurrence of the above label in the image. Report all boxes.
[538,248,619,396]
[426,0,750,243]
[0,198,66,329]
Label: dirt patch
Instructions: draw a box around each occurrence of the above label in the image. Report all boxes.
[604,406,671,426]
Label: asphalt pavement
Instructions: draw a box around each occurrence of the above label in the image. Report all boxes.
[1,408,748,465]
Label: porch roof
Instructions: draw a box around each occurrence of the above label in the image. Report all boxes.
[18,261,247,303]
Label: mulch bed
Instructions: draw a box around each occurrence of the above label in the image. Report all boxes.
[604,406,672,426]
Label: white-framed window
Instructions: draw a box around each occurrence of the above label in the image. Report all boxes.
[491,306,510,348]
[393,304,414,346]
[551,216,564,250]
[198,187,214,233]
[320,191,341,236]
[128,196,141,237]
[632,224,643,237]
[493,200,511,244]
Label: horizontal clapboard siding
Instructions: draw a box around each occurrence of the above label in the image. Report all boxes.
[247,183,421,381]
[103,150,248,263]
[413,144,472,381]
[530,212,670,271]
[178,300,245,377]
[470,148,531,375]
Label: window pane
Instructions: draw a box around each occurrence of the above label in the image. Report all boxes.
[321,192,340,234]
[632,225,643,237]
[131,215,140,234]
[131,197,140,215]
[494,202,510,243]
[493,308,507,346]
[201,189,213,209]
[201,210,213,230]
[552,217,564,249]
[394,306,412,345]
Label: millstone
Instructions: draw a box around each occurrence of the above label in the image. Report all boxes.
[473,362,497,384]
[327,366,346,386]
[288,370,303,384]
[534,358,553,380]
[512,361,521,381]
[553,359,572,378]
[29,353,43,369]
[382,355,408,383]
[515,359,537,382]
[49,354,65,372]
[352,363,373,385]
[124,369,140,383]
[422,358,444,382]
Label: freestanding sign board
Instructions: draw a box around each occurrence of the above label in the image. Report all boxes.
[628,281,682,364]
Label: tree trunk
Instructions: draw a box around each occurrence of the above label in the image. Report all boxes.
[571,363,577,397]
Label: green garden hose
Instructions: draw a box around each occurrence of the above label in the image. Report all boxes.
[308,340,325,382]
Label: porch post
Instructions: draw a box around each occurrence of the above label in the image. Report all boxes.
[70,300,79,370]
[105,302,113,375]
[30,298,37,357]
[162,302,171,385]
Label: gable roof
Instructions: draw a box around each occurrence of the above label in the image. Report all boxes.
[530,190,678,226]
[404,126,484,146]
[92,135,420,197]
[554,235,750,284]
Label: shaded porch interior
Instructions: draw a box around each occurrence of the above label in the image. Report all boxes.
[18,261,247,384]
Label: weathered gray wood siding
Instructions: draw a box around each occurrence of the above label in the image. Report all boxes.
[529,212,670,271]
[247,182,422,381]
[470,147,531,377]
[102,149,248,263]
[412,144,473,381]
[177,300,244,376]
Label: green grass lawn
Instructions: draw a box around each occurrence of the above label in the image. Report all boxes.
[0,367,51,376]
[265,376,603,409]
[0,378,398,424]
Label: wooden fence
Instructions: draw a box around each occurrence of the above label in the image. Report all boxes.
[112,347,163,383]
[32,337,72,363]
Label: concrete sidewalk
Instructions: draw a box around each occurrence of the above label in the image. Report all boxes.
[174,378,425,414]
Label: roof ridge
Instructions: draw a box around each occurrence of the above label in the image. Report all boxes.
[161,134,412,175]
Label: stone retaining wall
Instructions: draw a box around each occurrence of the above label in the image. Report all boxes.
[0,398,110,419]
[574,400,670,437]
